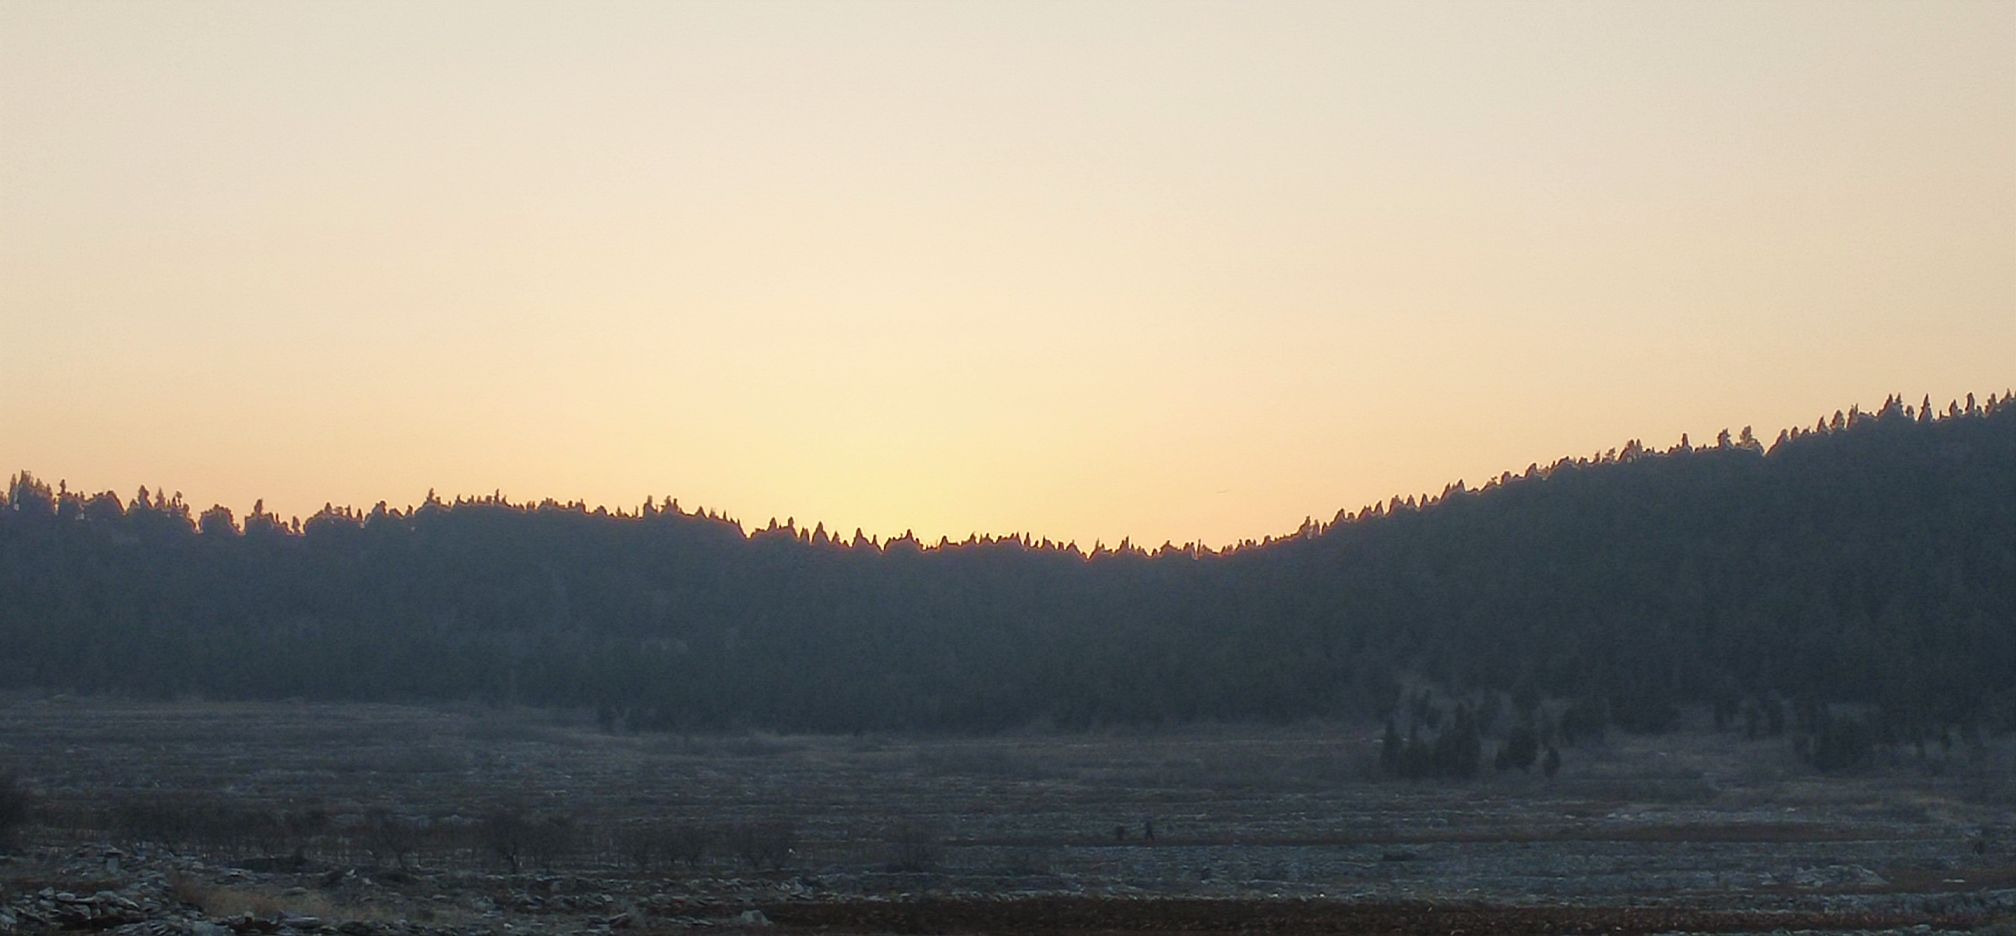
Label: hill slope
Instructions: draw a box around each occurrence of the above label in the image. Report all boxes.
[3,394,2011,738]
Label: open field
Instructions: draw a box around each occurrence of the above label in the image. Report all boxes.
[3,698,2015,934]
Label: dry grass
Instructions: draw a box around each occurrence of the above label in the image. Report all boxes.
[165,871,419,924]
[169,872,321,918]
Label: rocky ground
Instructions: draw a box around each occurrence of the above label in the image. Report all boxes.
[6,840,2014,935]
[3,699,2015,934]
[0,842,790,933]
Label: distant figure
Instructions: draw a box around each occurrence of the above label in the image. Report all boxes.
[1113,824,1127,842]
[1143,817,1156,842]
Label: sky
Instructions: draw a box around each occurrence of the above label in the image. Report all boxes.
[3,1,2012,549]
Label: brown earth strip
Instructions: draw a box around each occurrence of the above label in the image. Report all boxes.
[757,897,1986,935]
[962,822,1893,848]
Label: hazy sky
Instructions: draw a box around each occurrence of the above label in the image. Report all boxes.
[4,1,2011,548]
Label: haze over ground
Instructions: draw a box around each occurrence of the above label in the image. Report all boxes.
[3,1,2011,548]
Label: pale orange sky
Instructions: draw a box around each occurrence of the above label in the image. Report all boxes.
[3,1,2012,548]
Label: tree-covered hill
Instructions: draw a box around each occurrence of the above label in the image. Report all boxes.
[3,393,2011,741]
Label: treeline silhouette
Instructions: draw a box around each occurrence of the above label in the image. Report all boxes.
[2,393,2011,744]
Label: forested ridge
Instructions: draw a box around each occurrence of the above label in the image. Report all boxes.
[3,393,2012,745]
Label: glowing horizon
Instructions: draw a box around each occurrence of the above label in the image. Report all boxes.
[4,2,2012,550]
[9,392,2008,552]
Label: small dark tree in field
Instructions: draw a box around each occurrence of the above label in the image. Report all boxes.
[1398,726,1434,779]
[0,772,31,852]
[1412,691,1443,730]
[1379,719,1402,774]
[730,820,797,871]
[1793,697,1825,735]
[1384,708,1495,782]
[1711,694,1738,733]
[1476,693,1504,735]
[1494,723,1540,773]
[1798,712,1877,772]
[1432,706,1483,778]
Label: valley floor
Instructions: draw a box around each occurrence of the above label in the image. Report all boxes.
[2,698,2013,934]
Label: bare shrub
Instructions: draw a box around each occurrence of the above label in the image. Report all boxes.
[237,806,329,867]
[287,806,331,852]
[729,819,797,871]
[127,799,311,861]
[108,795,293,860]
[662,823,713,869]
[483,808,576,872]
[613,820,711,871]
[615,821,659,871]
[482,809,531,872]
[363,808,424,869]
[112,795,199,851]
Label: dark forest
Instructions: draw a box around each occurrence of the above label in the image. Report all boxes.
[4,393,2011,752]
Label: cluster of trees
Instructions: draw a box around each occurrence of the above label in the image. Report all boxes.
[1378,690,1560,780]
[2,392,2011,746]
